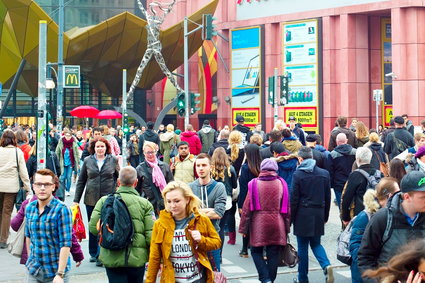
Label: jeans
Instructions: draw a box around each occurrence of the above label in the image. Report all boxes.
[0,192,17,243]
[334,190,342,210]
[207,249,221,271]
[296,236,331,282]
[129,155,139,169]
[105,266,145,283]
[26,270,69,283]
[85,205,99,258]
[61,165,73,192]
[350,257,363,283]
[251,245,280,283]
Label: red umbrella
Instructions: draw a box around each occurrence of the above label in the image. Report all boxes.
[70,106,100,118]
[95,110,122,119]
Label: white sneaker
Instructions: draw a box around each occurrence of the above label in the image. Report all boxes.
[66,192,71,197]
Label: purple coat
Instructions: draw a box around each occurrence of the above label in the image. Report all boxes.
[238,172,291,247]
[10,196,84,264]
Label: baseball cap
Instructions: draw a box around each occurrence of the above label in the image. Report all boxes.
[289,116,296,121]
[393,116,404,125]
[400,171,425,193]
[235,115,244,123]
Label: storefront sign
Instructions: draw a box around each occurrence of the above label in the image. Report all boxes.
[384,105,393,126]
[284,107,317,127]
[231,27,262,127]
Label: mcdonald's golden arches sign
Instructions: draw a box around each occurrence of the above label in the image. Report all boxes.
[63,65,80,88]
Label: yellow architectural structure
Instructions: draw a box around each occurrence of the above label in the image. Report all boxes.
[0,0,218,98]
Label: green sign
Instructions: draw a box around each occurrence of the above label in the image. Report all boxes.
[63,65,80,88]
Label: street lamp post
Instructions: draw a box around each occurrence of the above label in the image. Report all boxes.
[56,0,64,133]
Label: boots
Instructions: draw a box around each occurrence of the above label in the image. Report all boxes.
[227,232,236,245]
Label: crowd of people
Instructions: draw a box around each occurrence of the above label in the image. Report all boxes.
[0,113,425,283]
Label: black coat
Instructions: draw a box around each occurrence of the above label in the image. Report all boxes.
[328,144,356,192]
[26,152,61,179]
[290,163,331,237]
[367,142,388,171]
[138,130,160,162]
[135,161,174,212]
[74,154,119,206]
[208,139,229,156]
[384,128,415,160]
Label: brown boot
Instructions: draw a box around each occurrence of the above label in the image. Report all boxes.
[227,232,236,245]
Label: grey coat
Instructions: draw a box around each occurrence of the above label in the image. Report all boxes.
[74,154,119,206]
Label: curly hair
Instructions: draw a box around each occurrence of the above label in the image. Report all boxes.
[229,131,242,162]
[88,136,112,155]
[211,147,231,181]
[356,121,369,139]
[363,239,425,282]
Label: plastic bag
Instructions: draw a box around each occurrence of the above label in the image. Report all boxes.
[71,205,86,242]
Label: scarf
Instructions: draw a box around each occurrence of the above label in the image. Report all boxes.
[145,158,167,191]
[62,137,75,168]
[248,171,289,214]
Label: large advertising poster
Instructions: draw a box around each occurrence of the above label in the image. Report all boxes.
[381,18,392,127]
[282,19,320,132]
[231,27,261,127]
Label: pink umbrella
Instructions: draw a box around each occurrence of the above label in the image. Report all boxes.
[70,106,100,118]
[95,110,122,119]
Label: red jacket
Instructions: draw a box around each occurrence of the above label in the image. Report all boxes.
[180,131,202,155]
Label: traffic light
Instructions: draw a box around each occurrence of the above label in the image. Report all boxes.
[190,93,201,115]
[203,14,217,40]
[268,76,275,106]
[177,92,186,117]
[123,111,129,134]
[279,75,289,106]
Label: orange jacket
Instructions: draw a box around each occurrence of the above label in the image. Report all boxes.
[145,209,221,283]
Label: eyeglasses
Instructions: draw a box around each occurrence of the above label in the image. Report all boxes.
[33,182,55,188]
[144,151,157,155]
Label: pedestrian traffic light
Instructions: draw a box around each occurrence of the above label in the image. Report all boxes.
[203,14,217,40]
[190,93,201,115]
[177,92,186,117]
[279,75,289,106]
[123,111,129,134]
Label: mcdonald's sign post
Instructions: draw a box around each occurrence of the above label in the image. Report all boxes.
[63,65,80,88]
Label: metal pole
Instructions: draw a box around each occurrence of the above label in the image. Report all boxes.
[37,21,48,169]
[56,0,64,133]
[122,69,127,167]
[183,17,190,129]
[274,68,279,124]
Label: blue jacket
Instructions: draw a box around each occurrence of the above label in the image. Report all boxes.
[272,154,298,194]
[349,210,371,265]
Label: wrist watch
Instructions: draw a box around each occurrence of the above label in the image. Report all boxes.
[56,271,65,278]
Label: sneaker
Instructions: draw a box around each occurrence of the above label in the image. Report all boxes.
[239,250,249,258]
[89,256,96,262]
[324,265,334,283]
[66,192,71,197]
[96,259,103,267]
[0,242,7,249]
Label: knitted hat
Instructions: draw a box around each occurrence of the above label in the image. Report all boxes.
[260,158,278,172]
[415,146,425,159]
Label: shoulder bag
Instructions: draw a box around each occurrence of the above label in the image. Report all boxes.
[14,149,26,210]
[278,237,300,268]
[373,151,389,177]
[7,220,25,257]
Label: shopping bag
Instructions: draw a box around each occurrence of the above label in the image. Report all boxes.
[71,205,86,242]
[7,221,25,257]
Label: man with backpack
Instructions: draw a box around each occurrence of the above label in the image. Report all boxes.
[384,115,415,160]
[358,171,425,283]
[198,120,217,153]
[89,166,155,282]
[341,147,383,225]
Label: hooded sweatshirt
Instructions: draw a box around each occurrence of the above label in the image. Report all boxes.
[180,131,202,155]
[328,144,357,192]
[272,154,298,193]
[198,126,217,153]
[233,124,253,145]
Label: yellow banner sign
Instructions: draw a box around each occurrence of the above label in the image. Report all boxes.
[284,107,317,127]
[384,105,393,126]
[232,108,259,127]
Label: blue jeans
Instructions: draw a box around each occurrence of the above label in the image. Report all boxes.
[251,245,280,283]
[334,190,342,210]
[61,165,73,192]
[105,266,145,283]
[350,257,363,283]
[207,249,221,271]
[296,236,331,282]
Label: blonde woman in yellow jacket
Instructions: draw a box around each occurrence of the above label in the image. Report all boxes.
[145,181,221,283]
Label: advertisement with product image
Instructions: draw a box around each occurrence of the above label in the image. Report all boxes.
[231,26,262,126]
[284,43,317,65]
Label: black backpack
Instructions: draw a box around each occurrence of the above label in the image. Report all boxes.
[98,193,134,252]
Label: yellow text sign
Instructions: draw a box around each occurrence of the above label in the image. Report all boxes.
[232,108,260,127]
[384,105,393,126]
[284,107,317,127]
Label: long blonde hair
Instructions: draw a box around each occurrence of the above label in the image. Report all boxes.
[229,131,242,162]
[211,147,231,181]
[356,121,369,139]
[162,181,201,216]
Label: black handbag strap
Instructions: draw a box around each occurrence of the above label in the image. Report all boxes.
[15,148,22,182]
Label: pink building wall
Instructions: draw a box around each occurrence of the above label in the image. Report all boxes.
[146,0,425,147]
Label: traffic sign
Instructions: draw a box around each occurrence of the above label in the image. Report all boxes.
[63,65,80,88]
[373,89,383,102]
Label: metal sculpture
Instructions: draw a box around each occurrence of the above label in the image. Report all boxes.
[127,0,183,102]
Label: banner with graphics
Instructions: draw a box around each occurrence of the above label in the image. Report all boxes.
[283,19,320,132]
[231,27,261,127]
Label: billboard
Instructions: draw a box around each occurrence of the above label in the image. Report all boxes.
[231,27,261,127]
[282,19,320,132]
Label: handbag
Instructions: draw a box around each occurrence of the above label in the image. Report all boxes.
[7,221,25,257]
[192,221,227,283]
[14,149,26,210]
[71,205,86,241]
[373,151,389,177]
[278,238,300,268]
